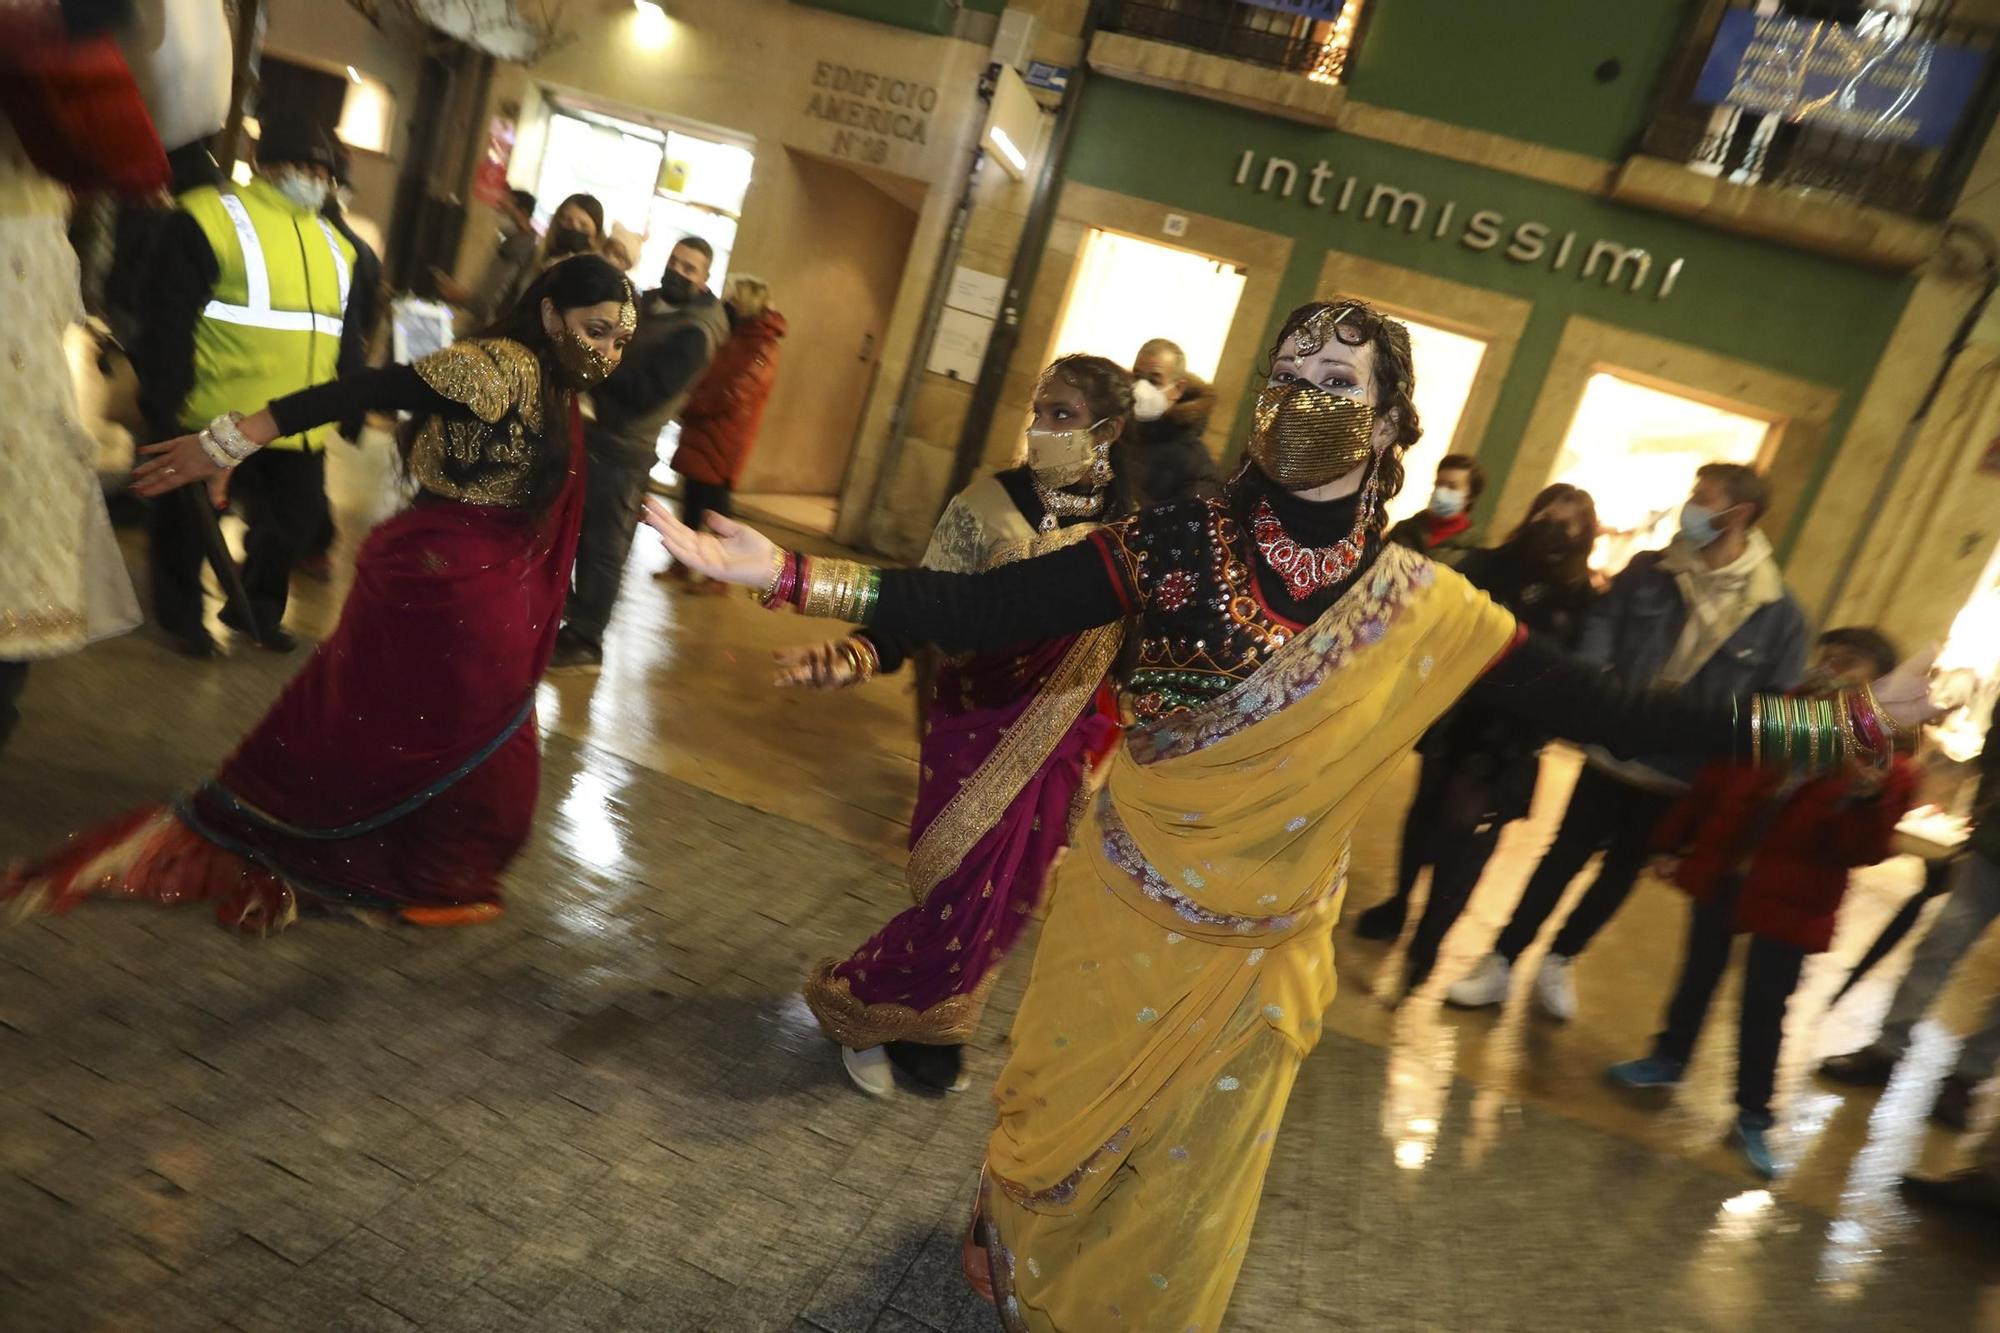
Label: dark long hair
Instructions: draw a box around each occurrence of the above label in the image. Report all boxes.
[476,254,635,510]
[1261,298,1421,525]
[1502,482,1599,588]
[1039,353,1136,438]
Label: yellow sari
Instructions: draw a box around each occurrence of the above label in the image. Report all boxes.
[978,544,1516,1332]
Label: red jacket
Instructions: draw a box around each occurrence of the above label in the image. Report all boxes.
[671,308,785,486]
[1652,756,1918,953]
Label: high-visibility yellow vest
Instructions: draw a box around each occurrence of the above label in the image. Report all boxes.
[177,176,356,449]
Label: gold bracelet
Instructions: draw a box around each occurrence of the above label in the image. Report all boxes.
[758,549,785,603]
[1861,682,1901,742]
[801,558,881,622]
[848,635,880,684]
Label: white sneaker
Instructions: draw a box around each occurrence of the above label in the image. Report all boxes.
[1534,955,1578,1022]
[1446,953,1511,1009]
[841,1045,896,1098]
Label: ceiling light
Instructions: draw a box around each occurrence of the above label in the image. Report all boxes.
[987,126,1027,175]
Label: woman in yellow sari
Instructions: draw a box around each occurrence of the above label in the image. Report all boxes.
[645,300,1933,1331]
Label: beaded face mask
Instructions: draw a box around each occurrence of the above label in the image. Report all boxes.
[1247,380,1377,490]
[1025,422,1111,490]
[553,328,617,388]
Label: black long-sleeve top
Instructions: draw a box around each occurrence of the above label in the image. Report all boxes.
[266,364,449,437]
[855,471,1750,764]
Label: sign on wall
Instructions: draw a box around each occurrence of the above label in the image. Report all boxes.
[803,60,939,172]
[1694,10,1988,148]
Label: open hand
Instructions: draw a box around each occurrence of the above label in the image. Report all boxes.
[640,497,779,588]
[130,433,223,498]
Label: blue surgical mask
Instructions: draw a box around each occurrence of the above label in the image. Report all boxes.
[1429,486,1466,519]
[1678,500,1733,549]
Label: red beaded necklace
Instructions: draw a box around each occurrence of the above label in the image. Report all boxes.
[1250,477,1379,601]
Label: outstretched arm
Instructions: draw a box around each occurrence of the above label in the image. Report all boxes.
[641,499,1133,653]
[1469,633,1938,766]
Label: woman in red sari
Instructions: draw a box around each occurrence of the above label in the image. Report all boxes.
[3,256,637,932]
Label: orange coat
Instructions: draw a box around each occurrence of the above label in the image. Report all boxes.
[671,308,785,486]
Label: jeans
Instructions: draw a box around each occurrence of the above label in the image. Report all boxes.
[1394,751,1505,989]
[563,445,653,650]
[1651,874,1807,1125]
[1492,764,1674,963]
[1875,851,2000,1084]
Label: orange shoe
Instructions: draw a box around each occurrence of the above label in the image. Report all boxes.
[398,902,505,927]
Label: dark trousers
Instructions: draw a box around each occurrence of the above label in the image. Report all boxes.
[226,449,326,634]
[1393,752,1505,989]
[680,478,733,534]
[1492,764,1674,963]
[564,445,652,649]
[147,448,324,638]
[1652,874,1807,1126]
[0,659,27,752]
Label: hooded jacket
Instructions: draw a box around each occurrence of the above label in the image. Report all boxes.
[1108,377,1219,513]
[672,307,787,487]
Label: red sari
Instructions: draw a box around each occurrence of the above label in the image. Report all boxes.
[3,403,586,932]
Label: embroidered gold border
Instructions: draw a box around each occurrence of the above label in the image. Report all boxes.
[905,622,1123,905]
[801,961,999,1047]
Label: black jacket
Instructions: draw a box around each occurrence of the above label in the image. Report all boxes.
[1109,381,1219,513]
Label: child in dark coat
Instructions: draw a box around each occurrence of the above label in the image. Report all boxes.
[1605,626,1919,1179]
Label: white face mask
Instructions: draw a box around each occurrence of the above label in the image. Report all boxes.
[1025,421,1109,489]
[272,169,329,213]
[1429,486,1466,519]
[1131,379,1170,423]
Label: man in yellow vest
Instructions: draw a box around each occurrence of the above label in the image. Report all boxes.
[135,115,358,657]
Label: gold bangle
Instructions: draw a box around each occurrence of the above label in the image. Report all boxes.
[1862,682,1901,741]
[759,549,785,603]
[801,558,881,622]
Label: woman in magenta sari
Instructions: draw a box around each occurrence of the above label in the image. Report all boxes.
[3,257,637,932]
[795,355,1135,1097]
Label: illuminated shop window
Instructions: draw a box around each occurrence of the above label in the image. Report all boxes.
[1048,229,1248,382]
[1550,372,1772,574]
[1933,536,2000,763]
[1380,317,1487,526]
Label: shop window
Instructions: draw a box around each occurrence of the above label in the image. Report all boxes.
[1380,318,1487,525]
[1047,229,1248,383]
[1549,372,1772,574]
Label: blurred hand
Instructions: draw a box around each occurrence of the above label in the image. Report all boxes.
[775,639,868,689]
[1874,643,1945,733]
[1649,855,1679,881]
[130,433,222,498]
[640,497,778,588]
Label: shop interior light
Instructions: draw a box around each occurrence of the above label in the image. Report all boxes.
[987,126,1028,175]
[633,0,670,47]
[346,64,361,84]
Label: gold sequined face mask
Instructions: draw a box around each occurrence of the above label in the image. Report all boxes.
[1025,423,1110,490]
[1247,380,1377,490]
[553,328,617,389]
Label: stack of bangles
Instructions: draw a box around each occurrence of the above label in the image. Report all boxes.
[758,549,881,623]
[1749,685,1901,772]
[198,412,258,469]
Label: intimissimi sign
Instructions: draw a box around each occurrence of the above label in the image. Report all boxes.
[1233,150,1687,300]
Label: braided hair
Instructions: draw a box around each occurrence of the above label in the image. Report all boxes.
[1262,298,1423,520]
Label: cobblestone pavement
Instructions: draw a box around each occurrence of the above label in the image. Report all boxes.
[3,480,1998,1330]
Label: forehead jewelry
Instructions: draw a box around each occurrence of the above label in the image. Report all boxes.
[1291,303,1361,357]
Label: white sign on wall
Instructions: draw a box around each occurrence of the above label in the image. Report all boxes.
[927,306,994,381]
[946,266,1006,320]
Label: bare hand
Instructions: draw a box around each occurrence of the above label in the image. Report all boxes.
[131,433,223,498]
[775,640,866,689]
[640,497,778,588]
[1873,643,1946,733]
[1650,855,1679,881]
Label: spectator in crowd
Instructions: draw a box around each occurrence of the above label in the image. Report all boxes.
[1606,627,1917,1179]
[1819,695,1999,1132]
[1449,463,1808,1020]
[668,273,786,591]
[1387,454,1485,567]
[1353,484,1600,999]
[135,115,360,656]
[551,235,727,673]
[1109,336,1217,511]
[432,187,539,330]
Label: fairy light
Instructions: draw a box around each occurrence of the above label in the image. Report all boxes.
[1310,0,1368,86]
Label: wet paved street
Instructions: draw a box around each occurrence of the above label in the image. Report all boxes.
[3,442,1999,1331]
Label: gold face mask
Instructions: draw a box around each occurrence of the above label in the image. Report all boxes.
[553,328,617,389]
[1025,423,1109,490]
[1247,380,1377,490]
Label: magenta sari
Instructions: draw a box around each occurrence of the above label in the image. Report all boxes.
[4,402,586,932]
[805,624,1122,1047]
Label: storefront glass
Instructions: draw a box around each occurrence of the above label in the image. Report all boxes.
[1549,371,1771,573]
[1382,317,1486,525]
[1047,230,1247,381]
